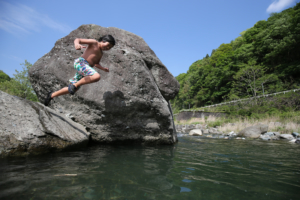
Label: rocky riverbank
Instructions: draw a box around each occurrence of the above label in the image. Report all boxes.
[175,123,300,144]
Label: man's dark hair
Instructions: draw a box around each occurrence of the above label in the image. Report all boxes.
[98,35,116,46]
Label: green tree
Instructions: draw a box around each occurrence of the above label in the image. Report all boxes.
[0,70,11,82]
[0,60,38,101]
[231,60,278,103]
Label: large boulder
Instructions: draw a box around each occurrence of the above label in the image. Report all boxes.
[237,124,268,138]
[0,91,89,157]
[29,24,179,144]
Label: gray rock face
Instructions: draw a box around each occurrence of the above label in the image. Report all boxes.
[29,24,179,144]
[0,91,89,157]
[279,134,294,140]
[238,124,268,138]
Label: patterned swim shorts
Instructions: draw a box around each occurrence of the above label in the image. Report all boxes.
[69,57,98,84]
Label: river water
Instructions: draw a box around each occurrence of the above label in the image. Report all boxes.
[0,134,299,200]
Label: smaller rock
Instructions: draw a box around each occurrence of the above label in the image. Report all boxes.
[203,129,209,134]
[182,127,194,134]
[206,135,212,138]
[189,129,202,136]
[270,135,279,140]
[238,124,268,138]
[292,132,299,138]
[264,132,275,136]
[289,139,297,143]
[195,124,202,129]
[260,134,271,140]
[296,139,300,144]
[224,137,229,139]
[236,137,242,140]
[279,134,294,140]
[226,131,235,137]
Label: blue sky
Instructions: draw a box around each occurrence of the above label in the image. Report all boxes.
[0,0,299,78]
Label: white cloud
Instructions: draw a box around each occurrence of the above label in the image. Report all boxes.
[267,0,296,13]
[0,2,72,35]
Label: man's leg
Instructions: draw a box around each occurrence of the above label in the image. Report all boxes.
[51,87,69,98]
[74,73,100,88]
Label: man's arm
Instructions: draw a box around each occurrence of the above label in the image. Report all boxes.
[94,64,109,72]
[74,38,97,50]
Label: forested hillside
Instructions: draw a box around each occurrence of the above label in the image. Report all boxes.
[171,3,300,113]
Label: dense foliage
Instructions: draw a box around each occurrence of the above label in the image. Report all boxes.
[171,3,300,113]
[0,60,38,101]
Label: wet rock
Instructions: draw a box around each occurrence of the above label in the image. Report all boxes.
[189,129,202,136]
[292,132,299,138]
[226,131,236,137]
[260,134,271,140]
[264,132,275,136]
[29,24,179,144]
[237,124,268,138]
[0,91,89,157]
[262,132,279,140]
[279,134,294,140]
[289,139,297,143]
[296,139,300,144]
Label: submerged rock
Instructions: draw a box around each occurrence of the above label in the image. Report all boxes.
[29,24,179,144]
[0,91,89,157]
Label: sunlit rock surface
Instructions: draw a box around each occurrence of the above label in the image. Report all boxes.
[0,91,89,157]
[29,24,179,144]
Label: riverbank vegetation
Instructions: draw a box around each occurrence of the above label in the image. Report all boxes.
[175,92,300,134]
[0,60,38,101]
[171,3,300,113]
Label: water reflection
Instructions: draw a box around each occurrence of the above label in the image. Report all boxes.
[0,136,299,200]
[0,145,181,200]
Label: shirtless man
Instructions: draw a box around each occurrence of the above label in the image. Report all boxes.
[44,35,115,106]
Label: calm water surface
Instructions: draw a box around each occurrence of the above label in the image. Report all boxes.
[0,134,299,200]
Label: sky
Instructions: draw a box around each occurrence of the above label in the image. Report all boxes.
[0,0,299,78]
